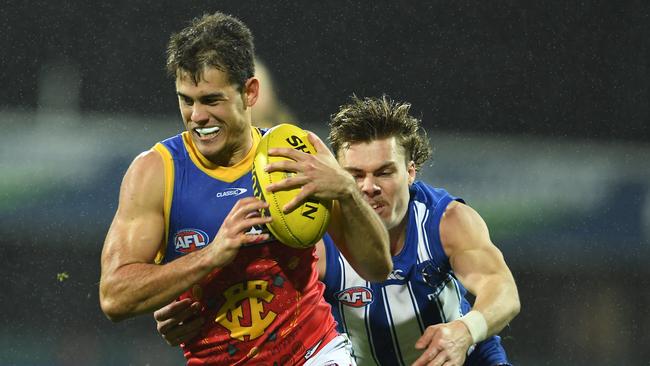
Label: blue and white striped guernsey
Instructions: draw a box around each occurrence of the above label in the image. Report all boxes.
[322,181,510,366]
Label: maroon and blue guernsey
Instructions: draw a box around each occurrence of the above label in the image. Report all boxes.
[152,128,337,365]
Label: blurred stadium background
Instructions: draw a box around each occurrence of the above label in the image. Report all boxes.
[1,2,648,365]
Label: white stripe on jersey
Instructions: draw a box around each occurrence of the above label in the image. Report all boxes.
[337,254,378,364]
[334,197,465,365]
[413,200,434,294]
[336,254,349,335]
[383,283,426,365]
[406,281,426,333]
[414,201,432,264]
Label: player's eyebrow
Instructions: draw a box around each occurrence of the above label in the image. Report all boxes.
[176,91,227,101]
[344,162,396,174]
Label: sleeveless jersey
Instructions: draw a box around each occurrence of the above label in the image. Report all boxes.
[152,129,338,365]
[322,181,510,366]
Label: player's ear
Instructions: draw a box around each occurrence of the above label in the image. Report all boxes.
[243,77,259,108]
[407,160,416,185]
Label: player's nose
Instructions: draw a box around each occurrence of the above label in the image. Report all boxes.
[191,104,209,123]
[360,176,381,197]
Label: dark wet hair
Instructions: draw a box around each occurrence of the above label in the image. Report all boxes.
[166,12,255,90]
[328,95,432,170]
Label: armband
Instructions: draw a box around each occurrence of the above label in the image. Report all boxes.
[459,310,488,344]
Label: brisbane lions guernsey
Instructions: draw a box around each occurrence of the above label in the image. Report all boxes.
[152,128,337,365]
[322,181,510,366]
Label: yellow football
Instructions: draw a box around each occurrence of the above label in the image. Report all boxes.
[252,124,332,248]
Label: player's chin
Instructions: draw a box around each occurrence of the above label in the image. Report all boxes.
[196,141,224,159]
[379,213,397,229]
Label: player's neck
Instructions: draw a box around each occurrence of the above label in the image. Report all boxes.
[388,220,408,256]
[206,126,254,167]
[226,127,254,166]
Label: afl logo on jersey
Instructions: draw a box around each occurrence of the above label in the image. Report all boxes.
[174,229,209,254]
[335,287,374,307]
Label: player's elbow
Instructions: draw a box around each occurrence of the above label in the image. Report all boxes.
[503,286,521,324]
[99,282,132,322]
[100,292,131,322]
[510,293,521,319]
[100,296,128,322]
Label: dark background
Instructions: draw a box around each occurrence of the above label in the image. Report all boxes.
[3,1,648,141]
[1,1,649,365]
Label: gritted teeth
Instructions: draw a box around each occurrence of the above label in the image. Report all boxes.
[195,126,220,136]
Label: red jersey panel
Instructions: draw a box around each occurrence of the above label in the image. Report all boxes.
[180,243,337,365]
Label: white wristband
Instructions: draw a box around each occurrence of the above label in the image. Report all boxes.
[459,310,488,344]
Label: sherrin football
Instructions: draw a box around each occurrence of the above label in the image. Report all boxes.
[252,124,332,248]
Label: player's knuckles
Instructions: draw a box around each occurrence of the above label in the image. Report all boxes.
[429,351,449,366]
[240,202,267,214]
[273,178,294,189]
[153,310,167,321]
[431,325,448,339]
[158,321,177,335]
[234,197,259,208]
[157,316,179,328]
[237,198,265,209]
[302,164,318,176]
[156,322,167,333]
[244,210,262,219]
[297,183,314,195]
[154,305,179,320]
[185,318,204,333]
[176,309,196,323]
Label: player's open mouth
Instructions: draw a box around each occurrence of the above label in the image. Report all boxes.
[194,126,221,139]
[370,203,384,212]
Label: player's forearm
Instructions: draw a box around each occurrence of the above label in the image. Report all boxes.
[471,273,520,336]
[336,189,392,281]
[99,253,214,322]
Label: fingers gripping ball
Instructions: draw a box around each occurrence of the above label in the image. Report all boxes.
[252,124,331,248]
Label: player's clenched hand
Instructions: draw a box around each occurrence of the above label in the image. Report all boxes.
[412,321,473,366]
[207,197,272,268]
[154,298,204,346]
[265,132,355,213]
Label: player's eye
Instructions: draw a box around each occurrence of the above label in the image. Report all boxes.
[180,96,194,106]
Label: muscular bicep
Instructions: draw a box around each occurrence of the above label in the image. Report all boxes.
[101,150,165,276]
[439,201,511,295]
